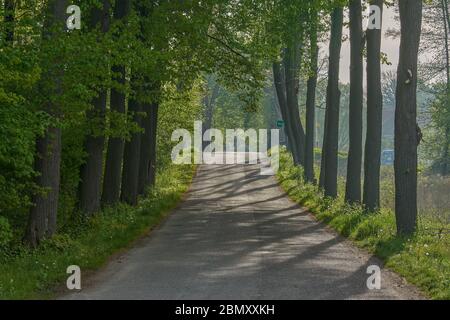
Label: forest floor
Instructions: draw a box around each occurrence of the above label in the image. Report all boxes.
[62,159,423,300]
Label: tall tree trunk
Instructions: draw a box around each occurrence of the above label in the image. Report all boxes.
[284,43,306,166]
[323,7,344,198]
[345,0,364,203]
[363,0,384,211]
[78,0,111,215]
[305,8,319,184]
[102,0,132,207]
[3,0,15,44]
[101,65,126,206]
[147,102,159,188]
[121,0,151,205]
[25,0,67,247]
[121,92,142,206]
[27,128,62,247]
[395,0,423,235]
[273,61,301,165]
[138,99,159,195]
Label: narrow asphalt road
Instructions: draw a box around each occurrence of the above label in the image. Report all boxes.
[64,162,423,300]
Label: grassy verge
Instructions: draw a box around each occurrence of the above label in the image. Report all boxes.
[276,150,449,300]
[0,164,195,300]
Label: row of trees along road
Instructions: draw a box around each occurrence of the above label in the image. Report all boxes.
[0,0,440,250]
[0,0,270,247]
[271,0,426,236]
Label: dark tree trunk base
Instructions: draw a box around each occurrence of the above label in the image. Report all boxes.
[26,127,62,247]
[394,0,422,235]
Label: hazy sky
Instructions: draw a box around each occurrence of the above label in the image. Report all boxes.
[320,5,400,84]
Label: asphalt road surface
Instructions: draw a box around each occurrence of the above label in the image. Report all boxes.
[64,162,423,300]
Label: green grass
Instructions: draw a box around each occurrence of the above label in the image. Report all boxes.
[276,150,450,300]
[0,164,196,300]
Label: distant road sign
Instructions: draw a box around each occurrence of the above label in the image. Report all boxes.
[276,120,284,128]
[381,149,394,166]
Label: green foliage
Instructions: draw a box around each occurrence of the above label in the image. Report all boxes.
[1,0,273,230]
[277,148,450,300]
[0,163,195,299]
[0,43,45,215]
[157,82,203,167]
